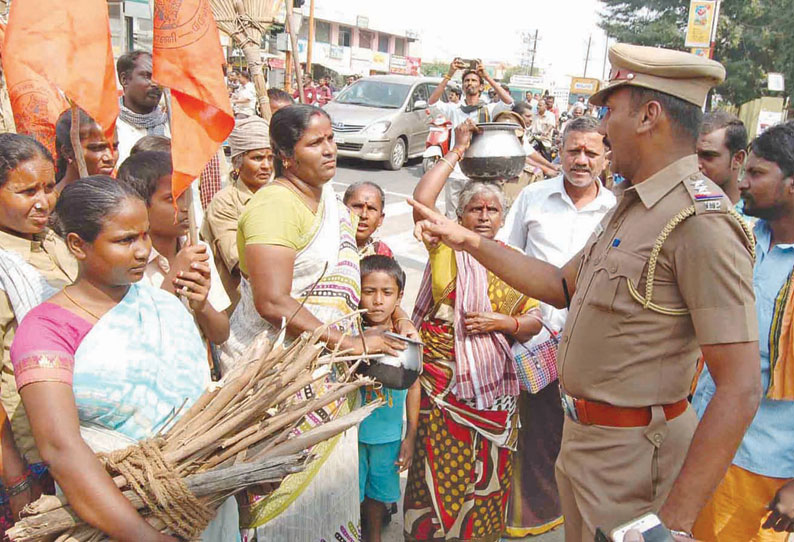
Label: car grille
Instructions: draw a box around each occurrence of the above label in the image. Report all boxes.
[332,123,365,133]
[336,142,364,151]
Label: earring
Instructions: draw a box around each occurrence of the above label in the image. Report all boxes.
[232,169,239,180]
[283,160,290,168]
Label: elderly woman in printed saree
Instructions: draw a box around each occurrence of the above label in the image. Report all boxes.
[220,104,411,541]
[0,134,77,536]
[10,178,238,541]
[405,119,542,542]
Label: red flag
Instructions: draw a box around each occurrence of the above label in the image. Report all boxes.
[3,0,118,142]
[152,0,234,200]
[0,23,68,155]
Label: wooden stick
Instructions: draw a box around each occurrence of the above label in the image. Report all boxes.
[284,1,305,104]
[68,101,88,178]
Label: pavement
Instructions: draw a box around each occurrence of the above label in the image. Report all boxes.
[332,157,566,542]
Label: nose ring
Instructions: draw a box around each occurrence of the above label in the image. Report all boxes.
[33,203,43,210]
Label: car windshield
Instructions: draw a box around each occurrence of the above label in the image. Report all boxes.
[334,81,411,109]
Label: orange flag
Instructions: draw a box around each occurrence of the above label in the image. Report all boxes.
[0,23,68,155]
[3,0,118,142]
[152,0,234,200]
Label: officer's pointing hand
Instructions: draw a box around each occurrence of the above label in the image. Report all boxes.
[409,199,476,252]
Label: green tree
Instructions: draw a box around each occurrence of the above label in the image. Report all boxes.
[598,0,794,106]
[422,61,452,77]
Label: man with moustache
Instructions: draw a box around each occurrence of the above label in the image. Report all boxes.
[115,51,169,164]
[498,115,616,536]
[426,57,514,217]
[409,44,759,540]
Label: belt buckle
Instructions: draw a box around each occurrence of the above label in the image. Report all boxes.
[559,388,580,423]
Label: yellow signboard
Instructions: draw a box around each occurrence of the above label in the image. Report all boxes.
[685,0,716,48]
[569,77,600,96]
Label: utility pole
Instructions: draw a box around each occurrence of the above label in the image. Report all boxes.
[530,29,538,75]
[519,30,539,76]
[306,0,315,75]
[602,34,609,80]
[583,34,592,77]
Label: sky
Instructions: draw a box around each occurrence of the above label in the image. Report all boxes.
[311,0,613,84]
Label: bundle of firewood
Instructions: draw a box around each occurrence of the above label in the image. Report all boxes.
[7,324,378,542]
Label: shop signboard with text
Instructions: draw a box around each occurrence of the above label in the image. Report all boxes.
[389,55,421,76]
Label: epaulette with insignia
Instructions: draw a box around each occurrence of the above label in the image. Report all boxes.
[626,172,755,316]
[683,174,730,215]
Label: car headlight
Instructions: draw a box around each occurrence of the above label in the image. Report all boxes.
[363,120,391,136]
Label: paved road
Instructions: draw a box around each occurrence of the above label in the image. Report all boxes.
[333,158,565,542]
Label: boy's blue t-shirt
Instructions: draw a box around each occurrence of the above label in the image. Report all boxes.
[359,386,408,444]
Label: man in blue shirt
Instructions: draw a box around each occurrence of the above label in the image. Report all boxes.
[692,121,794,541]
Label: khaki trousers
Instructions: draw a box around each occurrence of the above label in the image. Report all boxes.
[555,405,698,542]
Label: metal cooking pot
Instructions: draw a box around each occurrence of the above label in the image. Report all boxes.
[459,122,527,181]
[359,332,423,390]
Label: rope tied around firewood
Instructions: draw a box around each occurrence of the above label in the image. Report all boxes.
[98,438,215,539]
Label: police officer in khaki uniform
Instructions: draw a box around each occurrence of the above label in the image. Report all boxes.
[410,43,761,541]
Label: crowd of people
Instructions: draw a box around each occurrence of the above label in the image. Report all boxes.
[0,37,791,542]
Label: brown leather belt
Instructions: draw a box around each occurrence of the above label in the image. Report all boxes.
[560,390,689,428]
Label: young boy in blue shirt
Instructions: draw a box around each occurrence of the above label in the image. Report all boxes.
[358,255,420,542]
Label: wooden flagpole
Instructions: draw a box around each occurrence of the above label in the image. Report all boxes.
[284,1,305,104]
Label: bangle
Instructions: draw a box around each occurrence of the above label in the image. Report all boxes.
[6,473,31,497]
[443,74,451,81]
[394,317,412,326]
[512,316,520,334]
[450,148,464,162]
[438,157,455,171]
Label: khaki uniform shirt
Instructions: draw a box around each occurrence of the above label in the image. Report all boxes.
[0,230,77,463]
[558,155,757,407]
[200,179,254,310]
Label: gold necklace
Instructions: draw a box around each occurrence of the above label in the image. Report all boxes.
[62,287,103,321]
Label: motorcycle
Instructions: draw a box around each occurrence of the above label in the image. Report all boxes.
[421,113,453,173]
[529,133,558,164]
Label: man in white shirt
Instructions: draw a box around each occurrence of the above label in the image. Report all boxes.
[231,71,257,118]
[427,58,514,217]
[116,51,170,165]
[499,115,616,332]
[531,98,557,143]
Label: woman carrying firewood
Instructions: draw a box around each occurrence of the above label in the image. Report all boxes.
[220,104,416,541]
[9,177,239,541]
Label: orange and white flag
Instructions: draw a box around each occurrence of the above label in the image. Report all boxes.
[152,0,234,200]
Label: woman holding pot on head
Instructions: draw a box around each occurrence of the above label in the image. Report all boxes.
[0,134,77,536]
[54,107,119,193]
[221,104,413,541]
[201,116,274,310]
[10,177,239,541]
[404,119,542,542]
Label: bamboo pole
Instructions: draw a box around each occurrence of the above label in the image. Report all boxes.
[306,0,315,75]
[284,1,305,104]
[67,101,88,178]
